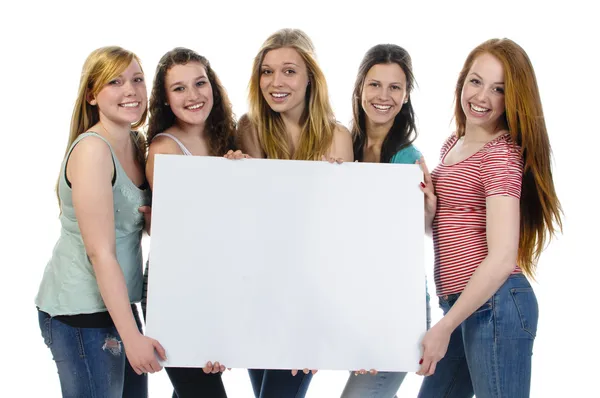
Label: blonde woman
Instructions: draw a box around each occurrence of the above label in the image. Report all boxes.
[35,46,165,398]
[237,28,353,398]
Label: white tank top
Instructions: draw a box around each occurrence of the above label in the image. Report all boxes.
[154,133,193,156]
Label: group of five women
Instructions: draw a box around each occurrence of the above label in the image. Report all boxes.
[35,28,562,398]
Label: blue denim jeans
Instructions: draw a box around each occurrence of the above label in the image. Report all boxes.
[38,308,147,398]
[340,289,432,398]
[418,274,538,398]
[248,369,312,398]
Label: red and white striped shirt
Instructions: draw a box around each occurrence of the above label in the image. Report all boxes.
[431,133,523,296]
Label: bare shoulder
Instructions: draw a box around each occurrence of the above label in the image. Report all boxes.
[237,113,264,158]
[69,133,112,165]
[237,113,257,136]
[329,123,354,161]
[67,133,114,182]
[148,132,185,157]
[333,123,352,141]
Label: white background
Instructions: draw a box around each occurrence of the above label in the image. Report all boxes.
[0,0,597,396]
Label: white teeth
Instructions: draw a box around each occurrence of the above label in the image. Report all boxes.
[271,93,289,98]
[470,103,489,112]
[373,104,392,111]
[120,102,139,108]
[186,102,204,110]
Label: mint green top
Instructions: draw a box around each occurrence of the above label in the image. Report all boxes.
[390,144,421,164]
[35,132,150,317]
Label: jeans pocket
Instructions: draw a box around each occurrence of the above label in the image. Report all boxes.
[39,312,53,347]
[475,297,493,313]
[510,287,538,338]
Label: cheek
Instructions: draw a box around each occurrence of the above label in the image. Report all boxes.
[393,91,405,104]
[165,92,177,107]
[361,91,370,110]
[293,77,308,96]
[205,89,215,112]
[460,85,469,103]
[95,90,116,110]
[205,86,214,104]
[138,82,148,96]
[259,76,269,92]
[494,97,506,112]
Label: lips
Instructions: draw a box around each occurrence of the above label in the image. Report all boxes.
[185,102,205,110]
[270,92,290,103]
[469,103,490,114]
[119,101,140,108]
[372,103,392,113]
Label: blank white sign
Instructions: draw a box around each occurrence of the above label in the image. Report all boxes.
[146,155,426,372]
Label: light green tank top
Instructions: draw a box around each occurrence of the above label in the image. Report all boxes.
[35,132,150,317]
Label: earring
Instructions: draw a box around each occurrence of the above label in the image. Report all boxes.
[164,102,168,106]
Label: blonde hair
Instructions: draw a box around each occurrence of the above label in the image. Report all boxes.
[56,46,147,207]
[248,28,335,160]
[454,39,563,277]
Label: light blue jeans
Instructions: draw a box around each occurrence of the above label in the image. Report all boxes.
[340,290,431,398]
[417,274,538,398]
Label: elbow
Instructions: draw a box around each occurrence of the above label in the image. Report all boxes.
[87,249,117,271]
[487,253,518,279]
[487,249,517,279]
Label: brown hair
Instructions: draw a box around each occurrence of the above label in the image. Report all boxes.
[147,47,236,155]
[351,44,418,163]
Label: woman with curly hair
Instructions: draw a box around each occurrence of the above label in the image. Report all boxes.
[143,46,241,398]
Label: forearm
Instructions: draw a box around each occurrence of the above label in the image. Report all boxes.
[438,256,515,332]
[91,254,140,342]
[425,215,434,237]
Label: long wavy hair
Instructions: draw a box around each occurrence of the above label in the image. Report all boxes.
[56,46,147,207]
[351,44,418,163]
[147,47,236,155]
[454,38,563,277]
[247,28,335,160]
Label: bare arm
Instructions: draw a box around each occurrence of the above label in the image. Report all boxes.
[237,113,265,159]
[418,158,437,237]
[146,136,185,191]
[327,124,354,161]
[69,136,165,374]
[418,195,519,375]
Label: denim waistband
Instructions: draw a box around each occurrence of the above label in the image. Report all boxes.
[438,273,527,304]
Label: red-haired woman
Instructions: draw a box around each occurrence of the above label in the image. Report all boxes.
[417,38,562,398]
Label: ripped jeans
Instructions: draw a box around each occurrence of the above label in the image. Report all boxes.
[38,309,147,398]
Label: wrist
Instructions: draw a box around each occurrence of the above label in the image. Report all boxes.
[438,315,458,334]
[120,328,141,344]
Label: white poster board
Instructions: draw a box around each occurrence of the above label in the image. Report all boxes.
[146,155,426,372]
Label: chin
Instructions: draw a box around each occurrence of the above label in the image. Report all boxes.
[368,113,392,125]
[267,103,289,113]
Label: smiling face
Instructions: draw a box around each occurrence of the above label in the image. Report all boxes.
[259,47,310,117]
[361,63,408,130]
[460,52,506,131]
[91,60,147,127]
[165,62,213,128]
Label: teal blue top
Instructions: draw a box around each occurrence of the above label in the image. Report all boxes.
[390,144,421,164]
[35,132,150,317]
[389,144,430,302]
